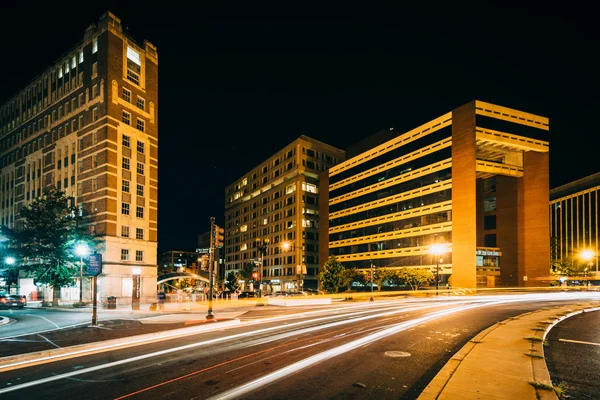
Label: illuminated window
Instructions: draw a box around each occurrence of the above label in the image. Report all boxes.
[263,218,268,225]
[240,225,248,232]
[79,51,84,64]
[121,225,130,238]
[126,46,141,85]
[58,67,63,79]
[242,178,248,186]
[92,39,98,54]
[302,183,317,193]
[72,56,76,69]
[240,244,247,251]
[286,184,294,194]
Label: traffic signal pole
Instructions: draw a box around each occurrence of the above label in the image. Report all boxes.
[206,217,224,321]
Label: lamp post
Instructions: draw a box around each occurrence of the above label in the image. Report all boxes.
[430,243,445,296]
[370,263,375,302]
[581,250,594,288]
[75,243,89,303]
[283,241,305,292]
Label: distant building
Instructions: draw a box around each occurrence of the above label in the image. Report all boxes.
[550,172,600,272]
[0,12,159,302]
[224,136,344,292]
[159,250,204,275]
[320,100,550,288]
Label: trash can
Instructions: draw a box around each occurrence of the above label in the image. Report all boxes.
[107,296,117,309]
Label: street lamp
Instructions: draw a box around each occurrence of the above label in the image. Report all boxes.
[282,241,306,292]
[429,243,445,296]
[75,243,89,303]
[5,257,15,266]
[581,250,595,287]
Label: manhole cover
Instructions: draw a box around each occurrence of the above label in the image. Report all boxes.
[385,351,411,358]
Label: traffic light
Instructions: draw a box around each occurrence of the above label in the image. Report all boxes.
[215,225,224,248]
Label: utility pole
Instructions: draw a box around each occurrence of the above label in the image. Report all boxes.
[207,217,224,321]
[207,217,216,320]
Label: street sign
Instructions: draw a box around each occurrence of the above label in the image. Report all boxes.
[88,253,102,276]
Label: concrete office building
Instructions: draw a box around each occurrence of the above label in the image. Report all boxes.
[0,12,158,303]
[225,136,344,292]
[320,101,550,288]
[550,172,600,273]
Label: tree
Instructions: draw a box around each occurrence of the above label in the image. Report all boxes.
[225,272,241,292]
[240,262,255,282]
[3,189,98,305]
[398,268,432,290]
[342,267,365,292]
[319,256,345,293]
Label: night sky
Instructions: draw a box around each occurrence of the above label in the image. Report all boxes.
[1,4,598,253]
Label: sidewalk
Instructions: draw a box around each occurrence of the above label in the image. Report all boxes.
[418,301,600,400]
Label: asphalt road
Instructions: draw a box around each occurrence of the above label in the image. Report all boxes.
[0,294,596,400]
[545,309,600,399]
[0,308,156,339]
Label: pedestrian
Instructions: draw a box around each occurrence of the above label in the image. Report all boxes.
[157,291,166,310]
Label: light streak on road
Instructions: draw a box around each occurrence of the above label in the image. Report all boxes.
[0,302,457,394]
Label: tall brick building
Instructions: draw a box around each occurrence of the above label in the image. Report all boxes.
[321,101,550,288]
[0,12,158,303]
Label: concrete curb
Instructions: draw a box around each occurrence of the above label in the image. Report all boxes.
[0,318,241,372]
[418,302,600,400]
[0,316,9,326]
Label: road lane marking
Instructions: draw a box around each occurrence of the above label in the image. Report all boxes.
[559,338,600,346]
[24,315,60,329]
[37,335,60,349]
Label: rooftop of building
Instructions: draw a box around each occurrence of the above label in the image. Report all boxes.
[224,134,344,190]
[550,172,600,200]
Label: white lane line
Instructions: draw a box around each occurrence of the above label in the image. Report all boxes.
[22,315,60,329]
[559,338,600,346]
[0,321,90,340]
[37,335,60,349]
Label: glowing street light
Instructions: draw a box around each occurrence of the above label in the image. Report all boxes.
[75,243,89,303]
[581,249,594,262]
[5,256,15,265]
[429,243,446,296]
[282,242,292,251]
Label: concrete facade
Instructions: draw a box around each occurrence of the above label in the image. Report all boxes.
[323,100,550,288]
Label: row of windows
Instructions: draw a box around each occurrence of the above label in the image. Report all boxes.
[122,157,145,175]
[330,126,451,186]
[122,111,145,132]
[121,87,146,111]
[120,248,144,262]
[121,226,145,240]
[121,203,145,218]
[122,134,145,153]
[122,180,145,197]
[0,39,95,135]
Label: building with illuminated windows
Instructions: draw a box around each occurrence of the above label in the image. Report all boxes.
[0,12,158,302]
[550,172,600,273]
[320,101,550,288]
[224,136,344,292]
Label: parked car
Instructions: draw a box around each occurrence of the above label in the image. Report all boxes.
[237,291,258,299]
[0,294,26,309]
[304,289,325,295]
[287,291,309,297]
